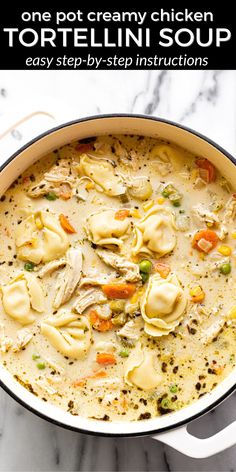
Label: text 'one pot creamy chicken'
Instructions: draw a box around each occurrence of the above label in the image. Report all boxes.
[0,134,236,421]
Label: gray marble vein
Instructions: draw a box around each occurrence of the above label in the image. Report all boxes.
[0,69,236,471]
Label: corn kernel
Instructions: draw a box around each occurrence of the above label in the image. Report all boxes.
[190,285,205,303]
[143,200,154,212]
[228,306,236,319]
[232,231,236,239]
[130,288,144,304]
[130,208,141,219]
[85,181,95,191]
[206,221,214,228]
[217,245,232,256]
[157,197,165,205]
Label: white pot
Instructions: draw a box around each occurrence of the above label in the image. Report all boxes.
[0,113,236,458]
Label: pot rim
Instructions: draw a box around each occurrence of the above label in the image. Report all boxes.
[1,112,236,437]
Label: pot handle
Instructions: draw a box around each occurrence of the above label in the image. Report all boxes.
[0,110,57,162]
[152,421,236,458]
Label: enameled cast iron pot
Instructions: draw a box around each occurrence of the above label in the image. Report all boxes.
[1,114,236,458]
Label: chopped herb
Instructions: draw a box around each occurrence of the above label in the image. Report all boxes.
[45,191,57,201]
[161,362,168,373]
[169,384,178,393]
[230,354,235,363]
[36,362,46,370]
[32,354,40,360]
[24,262,35,272]
[138,412,151,420]
[161,398,170,409]
[119,349,129,358]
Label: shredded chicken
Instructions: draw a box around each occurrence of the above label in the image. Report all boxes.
[28,159,76,198]
[182,304,208,328]
[200,318,226,345]
[53,248,83,308]
[39,248,83,308]
[96,249,141,282]
[117,317,143,340]
[0,324,12,353]
[219,197,236,239]
[114,140,129,162]
[38,259,66,278]
[193,204,219,226]
[13,328,33,352]
[73,288,107,314]
[79,274,112,287]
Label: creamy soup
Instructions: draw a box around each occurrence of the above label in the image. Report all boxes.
[0,134,236,422]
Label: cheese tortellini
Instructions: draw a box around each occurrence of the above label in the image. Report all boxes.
[78,154,125,196]
[41,310,91,359]
[132,205,176,257]
[85,209,130,247]
[141,273,187,337]
[124,343,162,390]
[15,211,69,264]
[1,274,44,325]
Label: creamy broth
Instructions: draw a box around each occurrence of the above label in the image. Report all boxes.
[0,134,236,421]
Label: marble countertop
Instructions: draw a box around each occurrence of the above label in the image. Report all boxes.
[0,69,236,471]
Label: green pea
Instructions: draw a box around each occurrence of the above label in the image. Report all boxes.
[45,191,57,201]
[169,384,178,393]
[24,262,35,272]
[161,398,170,409]
[139,260,152,273]
[36,362,46,370]
[119,349,130,358]
[220,263,231,275]
[141,272,149,283]
[32,354,40,361]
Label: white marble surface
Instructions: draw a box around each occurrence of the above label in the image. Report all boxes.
[0,69,236,471]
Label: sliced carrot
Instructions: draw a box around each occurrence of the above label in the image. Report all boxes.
[89,310,114,332]
[192,229,218,253]
[76,143,94,154]
[195,158,216,183]
[96,353,117,366]
[102,283,136,299]
[59,214,76,234]
[73,370,107,387]
[154,262,171,279]
[60,193,71,201]
[115,209,130,220]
